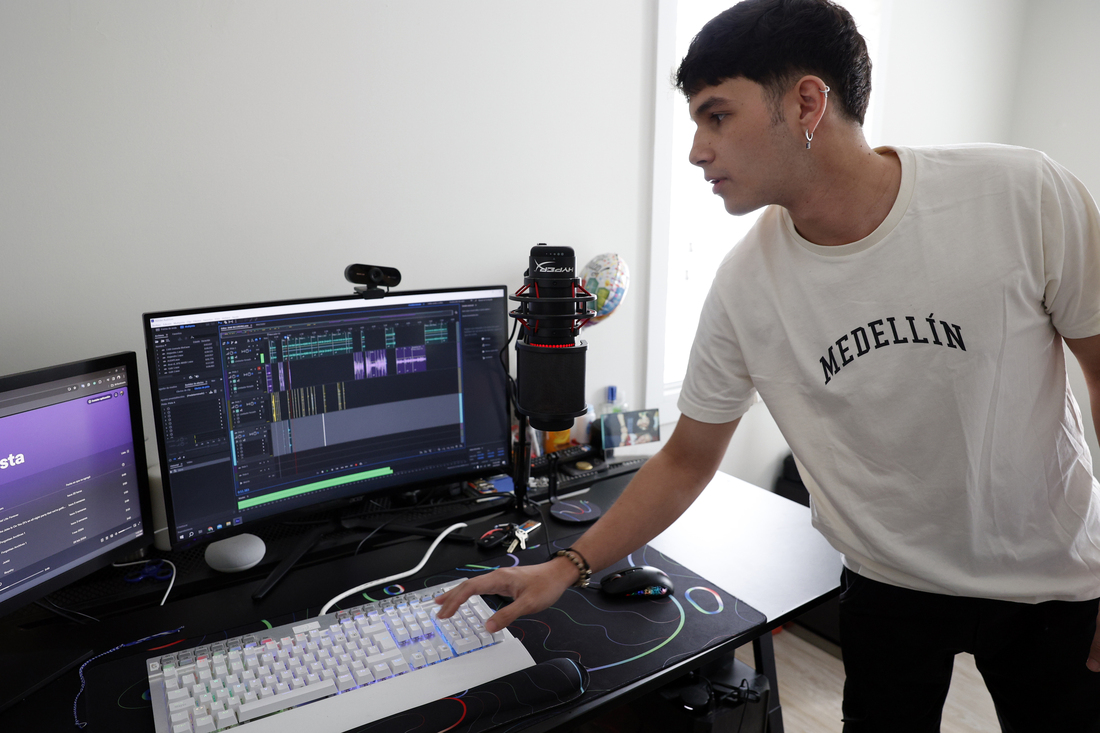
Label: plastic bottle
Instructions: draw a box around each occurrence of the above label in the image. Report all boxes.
[599,385,627,416]
[543,428,572,453]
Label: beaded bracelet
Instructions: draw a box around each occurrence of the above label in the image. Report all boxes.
[553,548,592,588]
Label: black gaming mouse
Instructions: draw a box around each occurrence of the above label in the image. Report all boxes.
[598,566,675,597]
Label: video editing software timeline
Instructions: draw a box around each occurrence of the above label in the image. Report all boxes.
[144,288,511,546]
[0,353,150,615]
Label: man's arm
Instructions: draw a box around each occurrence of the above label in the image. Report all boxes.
[434,414,741,632]
[1063,333,1100,672]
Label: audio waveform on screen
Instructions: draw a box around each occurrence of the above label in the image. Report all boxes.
[395,345,427,374]
[425,322,449,344]
[352,349,388,379]
[290,385,317,419]
[267,382,351,421]
[282,332,354,360]
[223,317,458,461]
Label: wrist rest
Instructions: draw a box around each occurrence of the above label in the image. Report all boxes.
[347,657,587,732]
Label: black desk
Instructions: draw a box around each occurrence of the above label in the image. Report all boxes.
[0,470,840,732]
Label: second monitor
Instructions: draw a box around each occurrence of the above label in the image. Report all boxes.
[143,286,512,550]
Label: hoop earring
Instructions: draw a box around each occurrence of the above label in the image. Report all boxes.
[806,85,829,150]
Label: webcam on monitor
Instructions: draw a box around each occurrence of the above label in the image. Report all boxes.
[345,264,402,297]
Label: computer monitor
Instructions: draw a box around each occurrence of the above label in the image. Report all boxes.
[0,352,152,712]
[0,351,151,618]
[142,286,512,550]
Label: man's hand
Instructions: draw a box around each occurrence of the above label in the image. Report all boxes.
[433,415,740,633]
[434,556,579,633]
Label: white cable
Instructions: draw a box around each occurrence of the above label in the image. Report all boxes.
[160,559,177,605]
[320,522,467,616]
[112,559,177,606]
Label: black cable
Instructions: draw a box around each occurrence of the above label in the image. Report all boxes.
[280,490,509,528]
[546,452,559,505]
[499,316,520,411]
[539,501,554,561]
[711,677,758,730]
[352,486,434,554]
[711,678,760,704]
[73,625,184,728]
[280,497,392,527]
[349,494,512,521]
[354,519,396,555]
[35,598,99,624]
[349,484,487,554]
[737,679,753,730]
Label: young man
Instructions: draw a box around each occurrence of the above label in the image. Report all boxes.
[438,1,1100,729]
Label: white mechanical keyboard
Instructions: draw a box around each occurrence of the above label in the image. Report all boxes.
[146,580,533,733]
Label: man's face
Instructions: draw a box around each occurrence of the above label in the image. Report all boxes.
[687,77,799,215]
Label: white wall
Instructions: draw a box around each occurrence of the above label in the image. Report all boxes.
[1010,0,1100,463]
[0,1,658,445]
[874,0,1028,146]
[1012,1,1100,185]
[3,1,1098,486]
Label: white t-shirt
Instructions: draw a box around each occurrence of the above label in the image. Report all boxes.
[679,144,1100,603]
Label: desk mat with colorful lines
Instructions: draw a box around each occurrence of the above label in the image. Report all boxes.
[83,535,765,732]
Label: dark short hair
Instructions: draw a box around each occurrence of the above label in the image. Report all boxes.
[675,0,871,125]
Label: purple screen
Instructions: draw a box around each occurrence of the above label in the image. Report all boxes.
[0,387,143,605]
[0,389,132,495]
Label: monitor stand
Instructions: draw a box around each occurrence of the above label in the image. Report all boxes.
[251,519,339,602]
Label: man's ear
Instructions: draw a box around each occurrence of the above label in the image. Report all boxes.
[795,75,830,136]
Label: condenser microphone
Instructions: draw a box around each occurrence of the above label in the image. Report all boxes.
[510,244,595,432]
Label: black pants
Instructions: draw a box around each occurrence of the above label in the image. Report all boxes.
[838,568,1100,732]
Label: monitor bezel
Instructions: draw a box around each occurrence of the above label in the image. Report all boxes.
[0,351,153,619]
[142,286,514,550]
